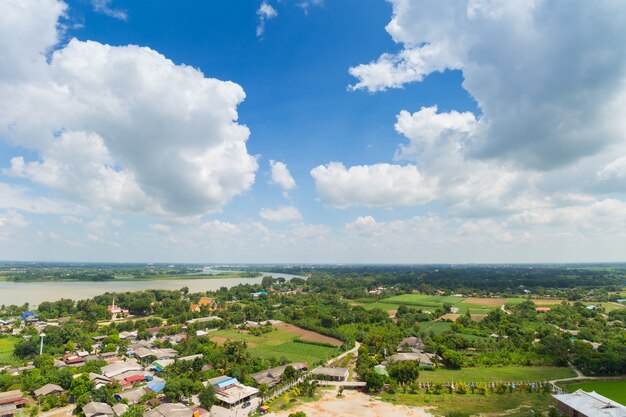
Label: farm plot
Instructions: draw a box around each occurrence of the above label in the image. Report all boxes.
[564,381,626,405]
[419,366,576,384]
[0,335,20,366]
[210,327,340,364]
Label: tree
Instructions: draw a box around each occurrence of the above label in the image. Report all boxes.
[198,386,217,409]
[364,371,385,392]
[283,365,298,381]
[387,360,420,385]
[121,405,144,417]
[261,276,275,288]
[288,412,307,417]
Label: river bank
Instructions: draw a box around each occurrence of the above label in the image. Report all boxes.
[0,271,300,306]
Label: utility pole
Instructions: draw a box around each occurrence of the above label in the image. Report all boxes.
[39,332,45,355]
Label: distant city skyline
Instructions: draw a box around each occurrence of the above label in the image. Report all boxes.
[1,0,626,263]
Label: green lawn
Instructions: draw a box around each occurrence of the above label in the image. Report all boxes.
[0,335,20,366]
[564,381,626,405]
[381,391,555,416]
[210,329,340,364]
[419,366,575,384]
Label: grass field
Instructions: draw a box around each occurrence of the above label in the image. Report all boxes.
[419,366,576,384]
[563,381,626,405]
[210,328,340,364]
[0,335,20,366]
[381,391,555,416]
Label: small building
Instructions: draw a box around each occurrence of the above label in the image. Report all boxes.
[33,383,64,398]
[112,404,128,417]
[190,297,219,312]
[145,379,166,394]
[90,373,112,389]
[586,305,597,310]
[386,351,441,368]
[101,360,143,379]
[250,363,308,387]
[207,376,259,409]
[115,387,146,405]
[82,401,115,417]
[311,367,349,382]
[397,337,425,352]
[0,390,27,416]
[144,403,193,417]
[553,390,626,417]
[20,311,38,321]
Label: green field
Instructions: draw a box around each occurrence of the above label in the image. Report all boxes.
[0,335,20,366]
[419,366,576,384]
[381,391,555,416]
[210,329,340,364]
[564,381,626,405]
[363,294,500,316]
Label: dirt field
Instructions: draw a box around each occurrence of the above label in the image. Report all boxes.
[462,297,507,306]
[267,389,432,417]
[440,313,461,321]
[275,322,343,347]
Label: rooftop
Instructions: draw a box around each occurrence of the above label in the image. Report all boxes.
[553,390,626,417]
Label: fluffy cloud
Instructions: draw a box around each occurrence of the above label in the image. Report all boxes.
[311,162,434,208]
[0,0,258,217]
[259,206,302,222]
[350,0,626,169]
[256,2,278,38]
[269,160,296,193]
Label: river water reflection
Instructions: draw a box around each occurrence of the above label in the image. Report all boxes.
[0,272,300,306]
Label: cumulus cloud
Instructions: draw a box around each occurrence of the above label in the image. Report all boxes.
[349,0,626,169]
[0,0,258,217]
[269,160,296,194]
[259,206,302,222]
[311,162,434,208]
[256,2,278,38]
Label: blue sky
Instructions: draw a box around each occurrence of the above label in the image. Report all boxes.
[1,0,626,263]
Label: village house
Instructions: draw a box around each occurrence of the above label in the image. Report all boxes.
[553,390,626,417]
[207,376,259,410]
[33,383,64,398]
[82,401,115,417]
[250,363,307,387]
[385,351,441,368]
[0,390,27,417]
[311,367,349,382]
[143,402,193,417]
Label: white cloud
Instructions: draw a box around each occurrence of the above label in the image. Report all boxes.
[91,0,127,21]
[311,162,434,208]
[297,0,324,14]
[269,160,296,193]
[259,206,302,222]
[0,0,258,217]
[256,2,278,38]
[349,0,626,170]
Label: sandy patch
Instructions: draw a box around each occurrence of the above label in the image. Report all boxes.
[440,313,461,321]
[275,323,343,347]
[267,389,432,417]
[532,299,565,306]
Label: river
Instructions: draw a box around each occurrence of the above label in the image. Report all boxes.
[0,272,301,306]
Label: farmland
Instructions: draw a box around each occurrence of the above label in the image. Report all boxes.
[209,326,341,364]
[0,335,20,366]
[418,366,576,384]
[362,293,572,321]
[563,381,626,405]
[381,391,555,417]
